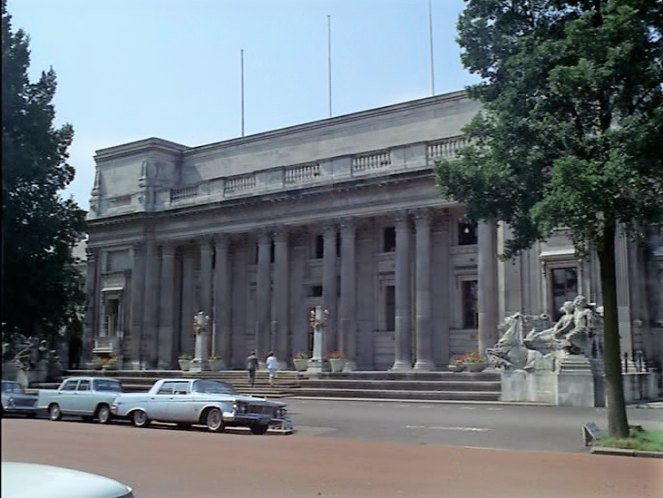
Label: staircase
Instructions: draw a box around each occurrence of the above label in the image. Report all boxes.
[38,369,501,402]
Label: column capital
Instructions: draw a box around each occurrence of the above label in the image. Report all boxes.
[413,208,432,227]
[161,241,177,257]
[322,219,338,236]
[393,211,411,229]
[257,227,272,245]
[431,209,451,232]
[214,232,230,249]
[272,226,290,244]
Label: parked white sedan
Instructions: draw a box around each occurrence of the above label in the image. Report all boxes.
[111,378,292,434]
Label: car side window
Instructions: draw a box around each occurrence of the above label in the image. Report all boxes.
[157,383,174,395]
[172,382,189,395]
[61,380,78,391]
[77,380,90,391]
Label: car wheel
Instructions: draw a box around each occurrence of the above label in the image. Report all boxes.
[132,410,150,428]
[96,404,111,424]
[250,424,269,435]
[48,404,62,421]
[205,408,224,432]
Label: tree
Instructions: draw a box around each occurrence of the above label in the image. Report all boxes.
[435,0,663,438]
[1,0,86,346]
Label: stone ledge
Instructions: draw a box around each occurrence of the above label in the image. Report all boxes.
[590,446,663,458]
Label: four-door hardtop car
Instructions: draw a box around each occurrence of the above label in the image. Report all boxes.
[1,380,40,417]
[111,378,291,434]
[37,376,122,424]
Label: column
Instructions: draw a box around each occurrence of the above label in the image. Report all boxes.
[615,226,633,356]
[180,249,196,356]
[339,218,357,371]
[256,228,272,360]
[392,212,412,370]
[213,233,231,367]
[82,247,98,366]
[129,243,146,368]
[414,209,434,370]
[142,239,158,367]
[478,219,499,357]
[322,221,338,354]
[231,234,249,368]
[273,228,290,369]
[199,237,213,365]
[158,242,176,368]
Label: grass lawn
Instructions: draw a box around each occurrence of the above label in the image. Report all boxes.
[595,426,663,452]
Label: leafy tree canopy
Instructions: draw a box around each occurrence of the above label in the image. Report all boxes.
[437,0,663,258]
[1,0,86,343]
[436,0,662,438]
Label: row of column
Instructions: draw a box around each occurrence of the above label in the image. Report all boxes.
[94,214,500,369]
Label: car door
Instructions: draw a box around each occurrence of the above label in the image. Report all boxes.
[167,381,193,422]
[57,379,79,413]
[74,379,95,414]
[147,381,175,421]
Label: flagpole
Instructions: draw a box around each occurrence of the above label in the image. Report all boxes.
[328,14,332,118]
[428,0,435,95]
[241,48,245,137]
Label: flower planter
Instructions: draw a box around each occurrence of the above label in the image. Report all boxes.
[293,358,309,371]
[208,358,224,371]
[329,358,345,373]
[178,359,191,371]
[465,362,488,373]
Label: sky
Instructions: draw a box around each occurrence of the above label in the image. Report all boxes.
[6,0,479,210]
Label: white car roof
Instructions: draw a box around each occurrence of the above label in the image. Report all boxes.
[1,462,133,498]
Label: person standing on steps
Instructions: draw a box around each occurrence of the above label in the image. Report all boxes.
[265,351,278,387]
[246,351,258,387]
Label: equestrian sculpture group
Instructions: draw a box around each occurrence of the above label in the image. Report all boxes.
[486,295,602,372]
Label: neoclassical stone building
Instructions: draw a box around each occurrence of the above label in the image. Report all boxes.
[84,90,663,371]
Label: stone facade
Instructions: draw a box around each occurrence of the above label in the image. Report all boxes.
[84,91,663,371]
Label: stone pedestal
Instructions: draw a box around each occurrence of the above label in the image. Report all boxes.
[501,369,557,404]
[307,306,329,375]
[556,355,595,407]
[190,331,210,372]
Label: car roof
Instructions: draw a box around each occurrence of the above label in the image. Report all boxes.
[1,462,133,498]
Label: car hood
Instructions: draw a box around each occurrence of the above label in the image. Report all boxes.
[1,462,133,498]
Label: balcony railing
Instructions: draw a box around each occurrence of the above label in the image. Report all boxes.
[224,174,256,194]
[352,150,391,172]
[285,162,320,184]
[170,185,198,202]
[427,135,467,161]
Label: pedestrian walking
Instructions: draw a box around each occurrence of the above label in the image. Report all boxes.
[266,351,278,387]
[246,351,258,387]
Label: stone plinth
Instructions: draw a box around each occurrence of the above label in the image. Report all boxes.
[500,369,557,404]
[557,355,595,407]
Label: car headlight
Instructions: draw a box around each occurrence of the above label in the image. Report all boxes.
[7,397,15,408]
[233,402,247,414]
[276,407,287,418]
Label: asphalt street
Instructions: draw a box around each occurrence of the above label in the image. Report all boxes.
[286,398,663,453]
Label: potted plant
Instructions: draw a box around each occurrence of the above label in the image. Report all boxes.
[208,354,224,371]
[91,356,103,371]
[292,352,310,372]
[463,351,487,372]
[178,353,192,371]
[447,354,465,372]
[328,351,345,373]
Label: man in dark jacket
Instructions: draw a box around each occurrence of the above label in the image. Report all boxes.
[246,351,258,386]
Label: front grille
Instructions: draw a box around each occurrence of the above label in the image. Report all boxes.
[247,404,274,416]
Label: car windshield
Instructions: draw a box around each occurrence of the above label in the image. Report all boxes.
[94,379,122,392]
[193,380,238,395]
[1,381,23,393]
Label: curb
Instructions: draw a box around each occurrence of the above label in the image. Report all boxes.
[287,396,552,406]
[590,446,663,458]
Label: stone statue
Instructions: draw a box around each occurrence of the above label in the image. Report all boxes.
[487,295,601,372]
[486,313,544,371]
[523,301,574,354]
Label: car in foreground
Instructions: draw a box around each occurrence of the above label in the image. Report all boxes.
[111,378,292,434]
[1,462,134,498]
[1,380,39,417]
[37,376,122,423]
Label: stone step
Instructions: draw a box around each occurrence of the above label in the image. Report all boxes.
[294,388,501,401]
[305,371,501,381]
[301,379,501,392]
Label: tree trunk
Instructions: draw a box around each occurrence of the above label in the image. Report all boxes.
[597,222,629,438]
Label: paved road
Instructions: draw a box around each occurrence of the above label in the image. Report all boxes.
[2,402,662,498]
[287,399,663,452]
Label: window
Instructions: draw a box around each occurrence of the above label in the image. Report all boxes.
[550,267,578,320]
[383,227,396,253]
[315,235,324,259]
[310,285,323,297]
[172,382,189,395]
[458,221,477,245]
[94,379,121,392]
[77,380,90,391]
[61,380,78,391]
[461,280,478,328]
[157,382,175,395]
[385,285,395,331]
